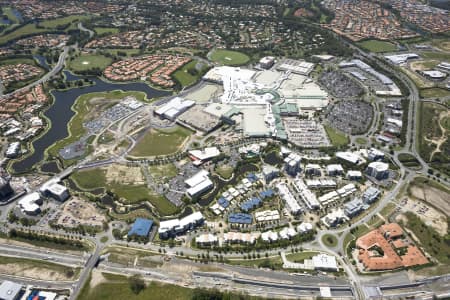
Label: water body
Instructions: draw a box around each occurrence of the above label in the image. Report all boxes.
[12,76,170,173]
[63,70,82,82]
[34,55,50,70]
[0,18,11,25]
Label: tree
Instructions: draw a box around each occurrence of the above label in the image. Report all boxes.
[128,275,145,295]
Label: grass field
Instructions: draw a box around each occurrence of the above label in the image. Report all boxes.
[78,274,193,300]
[101,49,142,57]
[148,164,178,184]
[47,90,148,161]
[285,251,318,262]
[398,153,421,168]
[0,15,91,44]
[420,51,450,61]
[172,60,208,87]
[71,168,178,215]
[94,27,120,35]
[68,54,113,72]
[130,126,192,157]
[0,57,38,66]
[2,7,21,24]
[0,255,80,279]
[358,40,397,53]
[355,137,368,145]
[432,39,450,52]
[420,88,450,98]
[403,212,450,264]
[215,165,234,179]
[209,49,250,66]
[322,234,338,247]
[324,125,349,147]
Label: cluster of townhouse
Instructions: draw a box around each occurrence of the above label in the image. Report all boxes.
[0,63,42,88]
[322,0,418,41]
[379,0,450,33]
[196,222,313,247]
[16,34,69,48]
[104,54,190,88]
[0,85,47,160]
[85,31,144,49]
[356,223,429,271]
[7,0,122,20]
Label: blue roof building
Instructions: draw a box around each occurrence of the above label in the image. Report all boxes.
[247,173,258,183]
[228,213,253,224]
[240,197,262,212]
[128,218,154,237]
[260,189,274,199]
[218,197,230,208]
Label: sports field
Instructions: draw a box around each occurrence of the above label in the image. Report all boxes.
[209,49,250,66]
[68,54,113,72]
[357,40,397,53]
[130,126,192,157]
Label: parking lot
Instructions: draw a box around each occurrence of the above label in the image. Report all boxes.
[283,118,330,148]
[326,100,373,134]
[319,71,364,98]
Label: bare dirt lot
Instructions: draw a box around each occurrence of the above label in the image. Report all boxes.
[106,164,145,185]
[57,198,106,228]
[0,261,77,281]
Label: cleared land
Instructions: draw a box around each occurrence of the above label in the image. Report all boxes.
[130,126,192,157]
[209,49,250,66]
[68,54,113,73]
[417,102,449,175]
[0,255,79,281]
[432,39,450,52]
[148,164,177,184]
[47,90,148,161]
[358,40,397,53]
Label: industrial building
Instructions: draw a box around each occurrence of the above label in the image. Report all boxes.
[155,97,195,120]
[18,192,42,215]
[5,142,20,158]
[128,218,154,237]
[0,177,14,201]
[158,211,204,239]
[0,280,22,300]
[185,170,214,198]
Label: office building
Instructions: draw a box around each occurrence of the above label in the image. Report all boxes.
[367,162,389,180]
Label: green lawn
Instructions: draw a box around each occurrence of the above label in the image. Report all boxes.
[417,102,447,163]
[355,137,368,145]
[94,27,119,35]
[322,234,338,247]
[0,57,38,66]
[420,51,450,61]
[172,60,208,87]
[285,251,318,262]
[78,275,193,300]
[130,126,192,157]
[0,15,91,44]
[215,165,234,179]
[420,88,450,98]
[324,125,349,147]
[403,212,450,264]
[47,90,149,161]
[441,116,450,131]
[358,40,397,53]
[68,54,113,72]
[209,49,250,66]
[398,153,421,168]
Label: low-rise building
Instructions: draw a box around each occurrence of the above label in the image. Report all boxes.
[367,162,389,180]
[128,218,154,238]
[344,198,365,218]
[276,182,303,214]
[293,178,320,210]
[18,192,41,215]
[362,186,381,204]
[321,208,348,228]
[284,153,302,176]
[158,212,204,239]
[326,164,344,176]
[196,233,218,246]
[5,142,20,158]
[0,280,22,300]
[262,165,279,183]
[185,170,214,198]
[347,170,362,180]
